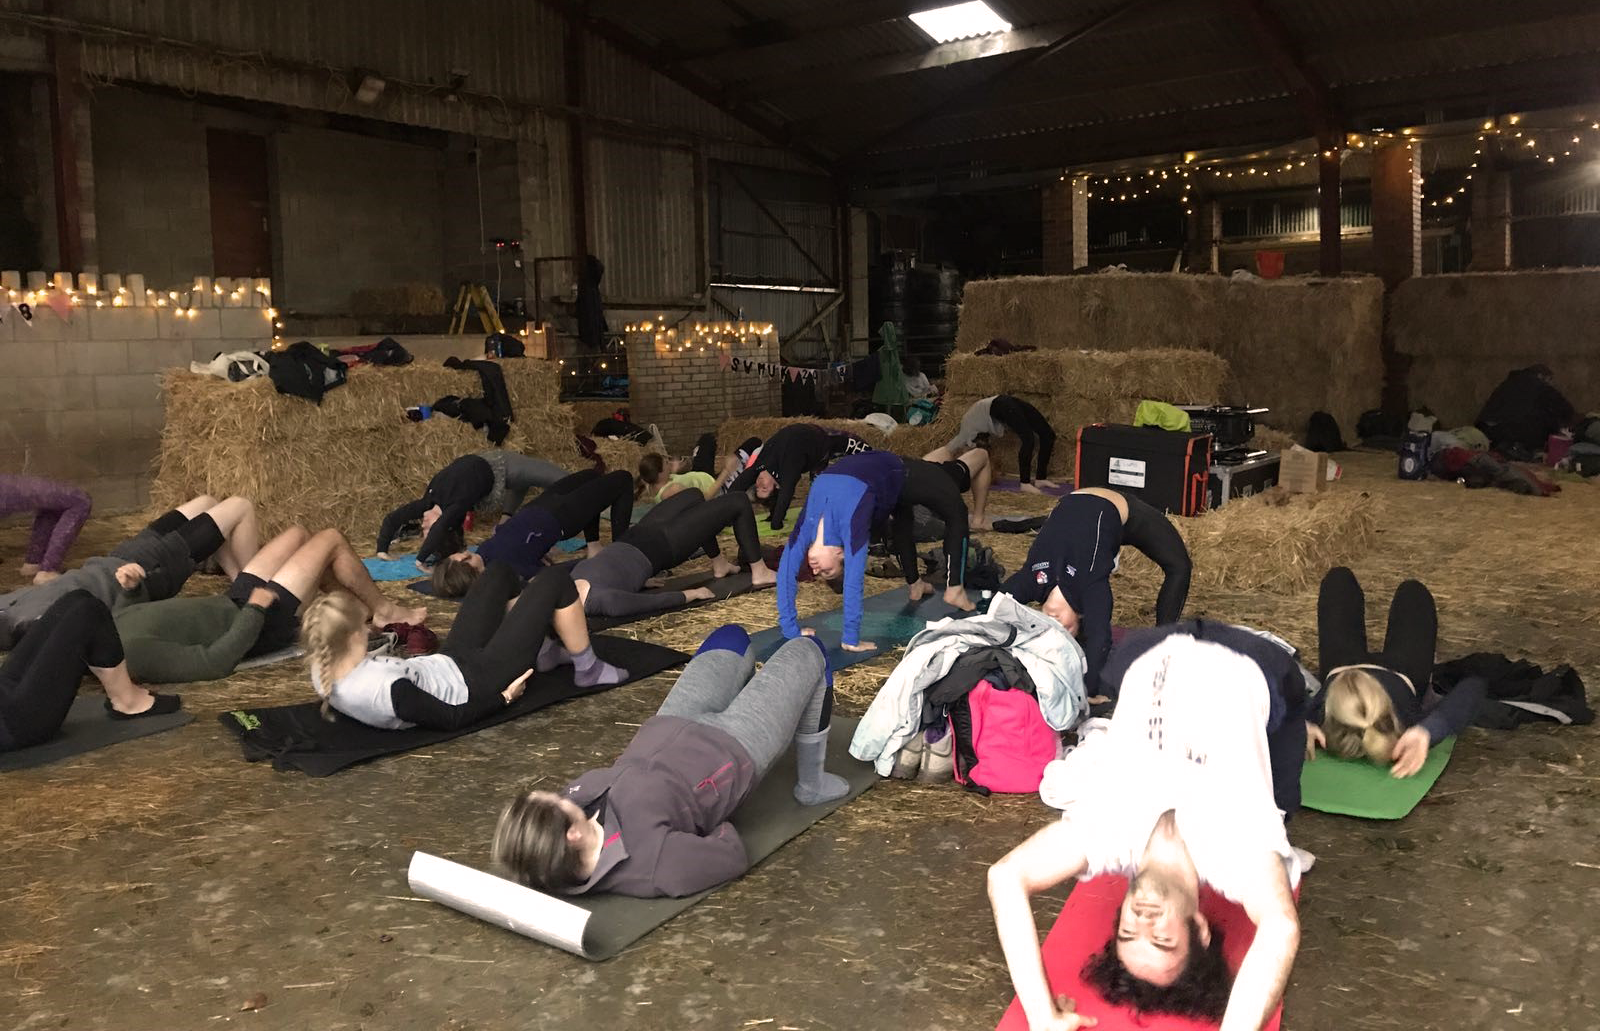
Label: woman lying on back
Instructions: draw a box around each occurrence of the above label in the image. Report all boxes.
[1307,567,1485,777]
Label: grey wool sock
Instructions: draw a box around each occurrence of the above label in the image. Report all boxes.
[536,636,569,673]
[793,728,849,805]
[571,645,627,687]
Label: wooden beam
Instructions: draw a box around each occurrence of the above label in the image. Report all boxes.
[1316,140,1342,276]
[45,20,82,271]
[781,291,845,343]
[564,7,590,261]
[1230,0,1340,139]
[727,171,835,284]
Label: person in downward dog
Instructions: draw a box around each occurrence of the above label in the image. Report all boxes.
[927,394,1060,493]
[570,490,777,619]
[725,422,874,531]
[988,628,1304,1030]
[375,451,570,568]
[300,562,624,731]
[491,625,848,898]
[1307,567,1484,777]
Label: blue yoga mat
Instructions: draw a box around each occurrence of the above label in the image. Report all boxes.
[746,585,966,670]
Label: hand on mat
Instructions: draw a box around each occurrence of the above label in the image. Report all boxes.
[115,563,147,591]
[415,560,431,573]
[1305,721,1326,762]
[1390,726,1431,778]
[801,628,817,637]
[645,576,666,589]
[1035,995,1097,1029]
[685,586,716,602]
[841,641,878,653]
[502,669,534,705]
[376,552,392,561]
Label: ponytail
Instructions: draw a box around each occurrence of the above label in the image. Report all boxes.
[299,590,367,721]
[1323,669,1402,765]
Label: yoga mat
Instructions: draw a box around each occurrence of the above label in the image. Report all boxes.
[995,875,1285,1031]
[407,716,875,960]
[747,584,966,670]
[219,636,689,777]
[364,553,434,581]
[991,478,1073,496]
[1300,735,1456,820]
[236,645,305,670]
[0,696,194,772]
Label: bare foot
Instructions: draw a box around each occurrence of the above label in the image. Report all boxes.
[32,569,62,586]
[1019,483,1044,495]
[19,562,40,577]
[1035,479,1060,490]
[373,604,428,629]
[943,586,977,611]
[970,515,992,531]
[710,554,739,578]
[749,562,777,587]
[908,579,934,602]
[685,586,716,602]
[586,543,605,559]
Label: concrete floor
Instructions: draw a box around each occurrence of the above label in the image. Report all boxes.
[2,452,1597,1030]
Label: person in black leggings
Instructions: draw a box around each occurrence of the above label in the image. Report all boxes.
[1000,487,1192,698]
[306,563,626,732]
[893,459,976,609]
[571,490,778,618]
[0,591,181,752]
[930,395,1059,491]
[428,469,635,598]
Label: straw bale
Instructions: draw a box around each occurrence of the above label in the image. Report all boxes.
[349,282,447,317]
[150,360,578,543]
[592,436,663,477]
[571,398,630,434]
[952,272,1383,437]
[1390,270,1600,425]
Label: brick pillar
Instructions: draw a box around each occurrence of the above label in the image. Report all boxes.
[1468,165,1512,271]
[1371,141,1421,289]
[1042,174,1088,273]
[1371,142,1422,417]
[625,328,781,447]
[1187,198,1221,272]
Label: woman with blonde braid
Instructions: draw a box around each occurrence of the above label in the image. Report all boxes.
[299,562,624,731]
[1306,567,1485,777]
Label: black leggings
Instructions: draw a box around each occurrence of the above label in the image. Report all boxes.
[894,459,969,588]
[1318,566,1437,690]
[526,468,634,543]
[0,590,124,750]
[990,395,1056,483]
[1119,490,1192,624]
[625,490,763,570]
[690,432,719,475]
[442,562,579,693]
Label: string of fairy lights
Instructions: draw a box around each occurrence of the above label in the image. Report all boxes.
[1065,112,1600,216]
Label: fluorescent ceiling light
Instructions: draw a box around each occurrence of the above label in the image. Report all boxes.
[909,1,1011,44]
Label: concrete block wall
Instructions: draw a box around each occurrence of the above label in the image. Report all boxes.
[624,331,781,452]
[0,305,272,513]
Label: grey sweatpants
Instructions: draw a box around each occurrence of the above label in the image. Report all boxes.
[656,637,826,777]
[479,451,568,515]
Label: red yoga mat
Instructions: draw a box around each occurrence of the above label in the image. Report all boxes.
[995,875,1285,1031]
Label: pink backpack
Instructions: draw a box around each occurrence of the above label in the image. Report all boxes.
[949,678,1058,794]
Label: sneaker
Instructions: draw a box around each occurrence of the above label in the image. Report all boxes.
[918,731,954,783]
[890,735,924,779]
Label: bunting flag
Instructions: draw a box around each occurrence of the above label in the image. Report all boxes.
[720,356,834,385]
[41,290,72,322]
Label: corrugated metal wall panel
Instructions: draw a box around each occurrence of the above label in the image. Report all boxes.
[709,286,842,363]
[717,192,835,283]
[583,31,763,143]
[587,134,698,302]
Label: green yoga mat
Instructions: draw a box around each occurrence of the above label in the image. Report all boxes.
[1300,736,1456,820]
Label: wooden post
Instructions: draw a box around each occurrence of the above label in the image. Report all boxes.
[1317,137,1342,276]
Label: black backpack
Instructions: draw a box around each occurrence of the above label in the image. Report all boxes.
[1305,411,1346,452]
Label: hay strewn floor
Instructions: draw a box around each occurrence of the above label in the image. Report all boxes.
[1,452,1597,1031]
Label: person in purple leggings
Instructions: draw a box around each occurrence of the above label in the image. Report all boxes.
[1,475,93,585]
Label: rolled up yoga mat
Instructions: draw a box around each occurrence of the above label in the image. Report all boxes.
[1,696,194,772]
[1300,735,1456,820]
[746,584,968,670]
[995,874,1290,1031]
[408,717,876,960]
[219,635,688,777]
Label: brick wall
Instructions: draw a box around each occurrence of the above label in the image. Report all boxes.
[1371,143,1422,289]
[0,305,273,513]
[624,331,780,452]
[1041,175,1088,273]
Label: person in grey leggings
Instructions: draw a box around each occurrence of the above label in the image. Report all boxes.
[491,625,852,898]
[480,450,568,517]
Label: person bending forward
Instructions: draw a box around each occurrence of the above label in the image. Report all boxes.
[491,625,848,898]
[928,394,1059,491]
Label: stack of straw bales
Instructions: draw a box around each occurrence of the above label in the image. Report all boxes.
[151,360,576,542]
[1390,270,1600,426]
[952,272,1383,438]
[717,349,1231,480]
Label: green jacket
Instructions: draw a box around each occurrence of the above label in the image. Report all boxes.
[115,596,270,684]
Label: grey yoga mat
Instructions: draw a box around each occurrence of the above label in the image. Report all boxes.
[408,716,876,960]
[0,695,194,772]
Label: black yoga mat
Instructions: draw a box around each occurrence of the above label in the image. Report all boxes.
[408,569,771,631]
[1,696,195,772]
[408,716,877,961]
[218,636,689,777]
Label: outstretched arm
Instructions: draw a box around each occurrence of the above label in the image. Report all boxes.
[988,820,1090,1030]
[416,503,471,565]
[767,453,808,529]
[1220,854,1300,1031]
[377,499,429,555]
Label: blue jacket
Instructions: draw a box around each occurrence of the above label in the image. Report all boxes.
[777,452,905,646]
